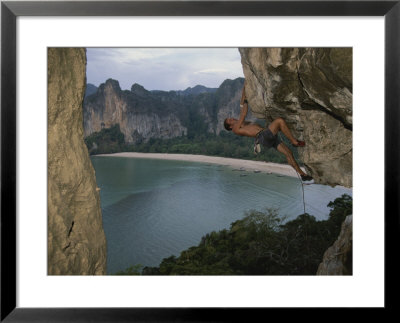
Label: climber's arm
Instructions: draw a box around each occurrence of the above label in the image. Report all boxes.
[233,84,249,133]
[240,82,247,105]
[232,99,248,134]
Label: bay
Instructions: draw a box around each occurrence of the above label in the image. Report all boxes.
[91,156,352,274]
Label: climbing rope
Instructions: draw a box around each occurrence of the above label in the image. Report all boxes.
[278,133,307,215]
[295,170,307,215]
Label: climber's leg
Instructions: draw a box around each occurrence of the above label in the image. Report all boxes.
[268,118,304,147]
[276,142,306,176]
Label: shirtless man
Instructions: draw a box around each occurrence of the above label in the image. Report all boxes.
[224,84,313,181]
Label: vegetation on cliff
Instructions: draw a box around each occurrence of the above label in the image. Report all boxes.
[84,124,126,154]
[115,194,352,275]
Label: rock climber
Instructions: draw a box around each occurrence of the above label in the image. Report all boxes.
[223,83,313,181]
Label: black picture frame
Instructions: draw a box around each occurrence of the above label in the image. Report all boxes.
[1,1,398,321]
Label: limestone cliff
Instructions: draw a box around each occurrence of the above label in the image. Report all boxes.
[48,48,107,275]
[83,77,251,143]
[84,80,187,143]
[239,48,352,188]
[317,215,353,275]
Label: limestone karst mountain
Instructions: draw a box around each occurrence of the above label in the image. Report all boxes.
[85,83,98,98]
[82,77,251,143]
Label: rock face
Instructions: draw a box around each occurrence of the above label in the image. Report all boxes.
[317,215,353,275]
[48,48,107,275]
[83,77,253,143]
[239,48,352,187]
[84,80,187,143]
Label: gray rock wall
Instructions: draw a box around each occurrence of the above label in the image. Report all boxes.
[239,48,352,188]
[48,48,107,275]
[317,215,353,275]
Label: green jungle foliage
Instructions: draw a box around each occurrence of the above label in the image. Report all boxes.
[114,264,143,276]
[85,123,301,165]
[114,194,352,275]
[84,124,126,154]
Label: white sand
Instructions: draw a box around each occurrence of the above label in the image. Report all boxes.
[97,152,304,178]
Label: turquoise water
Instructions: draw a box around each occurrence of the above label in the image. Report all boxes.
[91,156,352,274]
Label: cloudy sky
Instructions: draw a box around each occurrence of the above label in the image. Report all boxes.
[86,48,244,91]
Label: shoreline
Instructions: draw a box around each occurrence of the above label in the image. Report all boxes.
[95,152,304,178]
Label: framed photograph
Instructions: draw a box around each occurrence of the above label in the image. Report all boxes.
[2,0,398,321]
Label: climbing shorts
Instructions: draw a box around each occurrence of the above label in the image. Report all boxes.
[255,128,281,150]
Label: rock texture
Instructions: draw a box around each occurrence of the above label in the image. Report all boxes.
[48,48,107,275]
[239,48,352,187]
[317,215,353,275]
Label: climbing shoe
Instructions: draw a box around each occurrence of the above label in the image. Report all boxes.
[301,174,313,181]
[254,143,261,154]
[293,140,305,147]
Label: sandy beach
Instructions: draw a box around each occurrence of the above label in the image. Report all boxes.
[97,152,304,178]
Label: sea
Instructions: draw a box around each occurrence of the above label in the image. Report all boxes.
[90,156,352,274]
